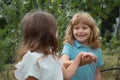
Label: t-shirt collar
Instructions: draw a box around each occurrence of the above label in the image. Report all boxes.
[74,40,83,48]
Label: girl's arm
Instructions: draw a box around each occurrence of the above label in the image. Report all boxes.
[62,52,97,69]
[62,52,97,80]
[63,56,93,68]
[62,53,82,80]
[95,68,101,80]
[25,76,38,80]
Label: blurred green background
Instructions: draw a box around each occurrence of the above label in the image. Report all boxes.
[0,0,120,80]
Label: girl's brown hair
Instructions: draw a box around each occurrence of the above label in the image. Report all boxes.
[64,12,100,49]
[17,11,59,61]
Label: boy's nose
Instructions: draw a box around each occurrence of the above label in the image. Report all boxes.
[78,29,83,33]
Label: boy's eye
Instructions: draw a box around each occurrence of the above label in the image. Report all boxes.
[74,27,79,30]
[83,27,87,29]
[82,25,89,29]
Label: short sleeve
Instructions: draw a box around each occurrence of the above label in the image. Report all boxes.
[96,48,104,67]
[61,43,72,57]
[14,51,42,80]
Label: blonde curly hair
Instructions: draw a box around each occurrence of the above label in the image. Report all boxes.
[64,12,101,49]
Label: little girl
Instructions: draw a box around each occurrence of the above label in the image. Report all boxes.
[62,12,104,80]
[14,10,97,80]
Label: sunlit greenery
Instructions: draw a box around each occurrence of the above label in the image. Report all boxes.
[0,0,120,80]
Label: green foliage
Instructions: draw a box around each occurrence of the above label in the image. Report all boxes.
[101,36,120,55]
[0,0,120,71]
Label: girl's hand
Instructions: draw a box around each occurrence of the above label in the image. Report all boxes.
[79,52,97,66]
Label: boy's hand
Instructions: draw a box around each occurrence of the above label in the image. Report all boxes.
[79,52,97,66]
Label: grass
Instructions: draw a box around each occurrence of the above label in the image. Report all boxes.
[0,64,15,80]
[0,54,119,80]
[101,54,120,80]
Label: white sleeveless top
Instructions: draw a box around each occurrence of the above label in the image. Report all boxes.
[14,51,63,80]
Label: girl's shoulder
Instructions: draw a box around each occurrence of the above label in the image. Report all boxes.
[22,51,43,62]
[15,51,43,68]
[14,51,46,80]
[14,51,63,80]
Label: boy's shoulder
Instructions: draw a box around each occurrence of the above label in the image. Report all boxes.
[64,43,75,48]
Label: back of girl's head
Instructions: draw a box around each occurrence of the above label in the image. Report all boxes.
[64,12,100,49]
[17,11,58,61]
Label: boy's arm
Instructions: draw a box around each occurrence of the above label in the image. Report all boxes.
[63,58,93,69]
[62,52,97,80]
[95,68,101,80]
[62,52,97,69]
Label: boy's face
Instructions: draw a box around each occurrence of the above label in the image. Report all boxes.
[73,23,91,45]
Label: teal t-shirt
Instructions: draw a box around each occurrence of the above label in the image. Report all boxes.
[61,40,104,80]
